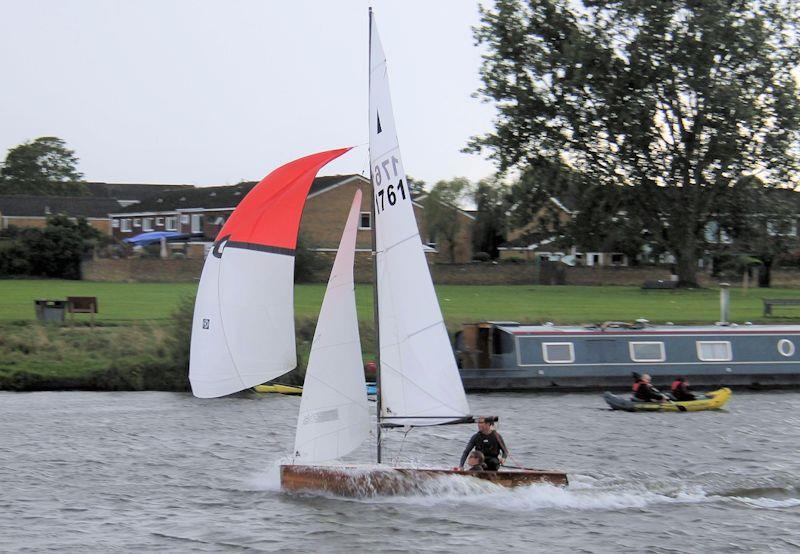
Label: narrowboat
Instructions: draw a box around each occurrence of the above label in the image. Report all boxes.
[456,321,800,391]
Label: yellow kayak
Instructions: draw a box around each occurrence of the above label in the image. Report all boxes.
[253,384,303,395]
[603,387,732,412]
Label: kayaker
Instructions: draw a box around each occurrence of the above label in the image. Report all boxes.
[670,377,696,401]
[465,450,487,471]
[632,373,667,402]
[459,416,509,471]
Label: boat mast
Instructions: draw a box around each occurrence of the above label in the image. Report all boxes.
[368,7,383,465]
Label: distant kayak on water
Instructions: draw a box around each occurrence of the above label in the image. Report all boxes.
[603,387,732,412]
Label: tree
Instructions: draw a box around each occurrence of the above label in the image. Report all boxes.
[713,176,799,286]
[472,176,509,259]
[423,177,471,262]
[469,0,800,286]
[0,137,87,195]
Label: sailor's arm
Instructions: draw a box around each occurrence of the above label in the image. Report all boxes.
[459,434,478,467]
[496,432,510,463]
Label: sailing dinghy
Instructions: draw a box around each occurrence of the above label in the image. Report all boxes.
[189,9,567,497]
[280,10,566,495]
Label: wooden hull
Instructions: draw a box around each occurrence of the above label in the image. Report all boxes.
[603,387,732,412]
[280,464,568,497]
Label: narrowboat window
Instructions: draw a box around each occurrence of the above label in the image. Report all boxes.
[778,339,795,357]
[629,341,665,362]
[542,342,574,363]
[696,341,732,362]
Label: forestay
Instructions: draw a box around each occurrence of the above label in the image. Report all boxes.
[368,14,470,426]
[293,191,370,462]
[189,148,351,398]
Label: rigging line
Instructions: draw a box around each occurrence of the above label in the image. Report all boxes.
[393,427,413,465]
[301,373,372,413]
[381,231,422,255]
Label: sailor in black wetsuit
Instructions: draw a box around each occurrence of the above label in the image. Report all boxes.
[632,373,667,402]
[459,417,509,471]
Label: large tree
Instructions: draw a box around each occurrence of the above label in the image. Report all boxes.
[472,176,509,259]
[0,137,87,195]
[469,0,800,285]
[423,177,471,262]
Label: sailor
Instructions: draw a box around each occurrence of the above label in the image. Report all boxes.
[670,377,696,401]
[632,373,667,402]
[466,450,487,471]
[459,416,509,471]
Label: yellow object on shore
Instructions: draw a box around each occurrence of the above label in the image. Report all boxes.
[253,384,303,395]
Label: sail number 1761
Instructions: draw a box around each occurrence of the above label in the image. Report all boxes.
[374,156,407,214]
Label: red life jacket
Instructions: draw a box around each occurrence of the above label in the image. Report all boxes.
[632,380,643,392]
[671,380,684,393]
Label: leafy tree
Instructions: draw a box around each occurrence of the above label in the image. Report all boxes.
[423,177,471,262]
[713,176,799,286]
[0,137,87,196]
[472,176,509,259]
[469,0,800,286]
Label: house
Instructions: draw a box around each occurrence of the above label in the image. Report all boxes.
[0,195,123,233]
[84,182,193,207]
[498,196,629,267]
[109,175,475,263]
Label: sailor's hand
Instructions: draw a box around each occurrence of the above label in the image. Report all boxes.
[499,457,506,465]
[452,466,462,471]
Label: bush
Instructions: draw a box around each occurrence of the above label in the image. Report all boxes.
[472,252,491,262]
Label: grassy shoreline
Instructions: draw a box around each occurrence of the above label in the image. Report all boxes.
[3,280,800,391]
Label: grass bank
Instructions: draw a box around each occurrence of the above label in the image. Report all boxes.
[3,280,800,324]
[3,279,800,391]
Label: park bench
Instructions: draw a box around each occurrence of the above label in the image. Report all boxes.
[762,298,800,316]
[67,296,98,325]
[641,280,678,290]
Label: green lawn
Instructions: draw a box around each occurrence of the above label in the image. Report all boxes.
[2,279,800,325]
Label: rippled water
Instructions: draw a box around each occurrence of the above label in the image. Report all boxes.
[1,391,799,553]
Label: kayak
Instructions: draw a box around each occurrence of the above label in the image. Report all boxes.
[603,387,732,412]
[253,384,303,395]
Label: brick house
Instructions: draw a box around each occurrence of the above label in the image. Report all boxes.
[109,175,475,263]
[0,195,123,234]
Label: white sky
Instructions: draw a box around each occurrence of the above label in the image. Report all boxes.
[0,0,498,188]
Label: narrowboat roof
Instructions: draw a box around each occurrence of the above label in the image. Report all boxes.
[494,323,800,335]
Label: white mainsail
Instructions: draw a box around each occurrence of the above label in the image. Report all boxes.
[369,12,471,426]
[293,190,370,462]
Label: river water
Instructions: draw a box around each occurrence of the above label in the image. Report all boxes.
[1,391,798,553]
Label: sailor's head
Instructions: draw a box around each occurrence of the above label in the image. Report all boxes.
[477,416,495,433]
[641,373,652,383]
[467,450,485,466]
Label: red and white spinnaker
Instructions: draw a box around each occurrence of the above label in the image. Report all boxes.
[189,148,351,398]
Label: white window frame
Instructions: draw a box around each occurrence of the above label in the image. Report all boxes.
[155,217,164,227]
[121,219,132,232]
[695,341,732,362]
[359,212,372,230]
[142,217,153,231]
[778,339,795,357]
[112,219,120,228]
[629,341,666,362]
[165,216,177,231]
[133,218,141,228]
[191,214,202,233]
[542,342,575,364]
[180,214,190,225]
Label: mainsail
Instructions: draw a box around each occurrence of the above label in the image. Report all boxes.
[189,148,351,398]
[293,190,370,462]
[369,13,471,426]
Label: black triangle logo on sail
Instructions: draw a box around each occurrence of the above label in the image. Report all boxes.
[377,112,382,134]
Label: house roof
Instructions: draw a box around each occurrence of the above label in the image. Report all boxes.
[84,181,194,200]
[114,174,364,213]
[0,195,123,218]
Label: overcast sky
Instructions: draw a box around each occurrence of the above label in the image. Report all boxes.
[0,0,498,188]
